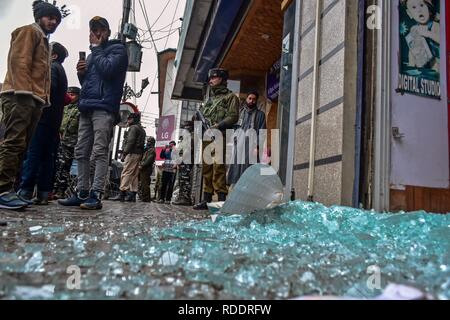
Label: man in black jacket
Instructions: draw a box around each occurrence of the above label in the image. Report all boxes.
[111,113,146,202]
[18,42,68,205]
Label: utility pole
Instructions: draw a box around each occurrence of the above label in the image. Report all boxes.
[113,1,132,161]
[121,0,132,43]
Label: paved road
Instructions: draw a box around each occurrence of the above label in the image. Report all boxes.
[0,200,212,299]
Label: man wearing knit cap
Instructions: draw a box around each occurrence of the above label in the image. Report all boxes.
[59,16,128,210]
[0,1,65,210]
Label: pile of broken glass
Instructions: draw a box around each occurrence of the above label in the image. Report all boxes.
[1,200,449,300]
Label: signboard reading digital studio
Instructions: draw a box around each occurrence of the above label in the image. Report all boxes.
[397,0,441,99]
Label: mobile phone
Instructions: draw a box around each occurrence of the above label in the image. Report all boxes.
[79,51,86,61]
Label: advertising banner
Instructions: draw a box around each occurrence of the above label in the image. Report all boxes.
[156,115,175,145]
[397,0,441,99]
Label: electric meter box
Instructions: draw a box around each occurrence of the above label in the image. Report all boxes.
[126,41,143,72]
[123,23,138,40]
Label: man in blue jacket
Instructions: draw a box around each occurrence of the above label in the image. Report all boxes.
[18,42,68,205]
[59,16,128,210]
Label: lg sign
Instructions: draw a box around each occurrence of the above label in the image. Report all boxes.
[157,115,175,143]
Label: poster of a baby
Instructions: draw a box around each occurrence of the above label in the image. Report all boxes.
[402,0,440,70]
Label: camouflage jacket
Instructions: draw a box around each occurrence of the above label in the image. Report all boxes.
[60,103,80,148]
[200,85,239,130]
[140,147,156,169]
[123,124,146,155]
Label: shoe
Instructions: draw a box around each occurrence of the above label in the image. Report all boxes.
[193,201,208,210]
[80,190,103,210]
[54,192,65,200]
[58,190,89,207]
[172,198,192,206]
[156,199,165,204]
[193,192,212,211]
[218,192,227,202]
[0,192,29,210]
[32,192,49,206]
[32,198,49,206]
[110,191,126,202]
[125,192,137,202]
[17,190,34,206]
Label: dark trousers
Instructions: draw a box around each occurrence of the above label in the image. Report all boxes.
[139,167,153,202]
[53,143,75,195]
[159,171,175,202]
[20,123,59,193]
[178,163,193,203]
[0,94,42,193]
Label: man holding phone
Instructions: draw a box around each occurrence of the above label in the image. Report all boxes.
[59,16,128,210]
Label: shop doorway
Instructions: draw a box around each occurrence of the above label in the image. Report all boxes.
[389,0,450,213]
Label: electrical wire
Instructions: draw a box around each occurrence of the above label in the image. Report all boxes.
[152,28,180,42]
[134,0,183,116]
[144,18,181,33]
[142,73,158,114]
[148,0,172,30]
[163,0,180,50]
[138,0,159,55]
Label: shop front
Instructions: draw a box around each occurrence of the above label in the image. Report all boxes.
[384,0,450,213]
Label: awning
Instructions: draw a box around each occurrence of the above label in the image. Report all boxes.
[172,0,214,101]
[193,0,250,83]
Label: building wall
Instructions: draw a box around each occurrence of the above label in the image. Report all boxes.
[161,59,182,142]
[293,0,358,206]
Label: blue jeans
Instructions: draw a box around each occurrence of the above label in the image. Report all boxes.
[20,123,59,193]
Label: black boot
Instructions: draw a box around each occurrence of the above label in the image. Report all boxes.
[110,191,126,202]
[218,192,227,202]
[80,190,103,210]
[125,192,137,202]
[193,192,212,210]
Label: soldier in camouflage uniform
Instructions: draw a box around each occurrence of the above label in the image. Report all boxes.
[193,68,239,210]
[139,136,156,202]
[53,87,81,198]
[172,122,194,205]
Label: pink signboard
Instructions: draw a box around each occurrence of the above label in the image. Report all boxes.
[156,115,175,143]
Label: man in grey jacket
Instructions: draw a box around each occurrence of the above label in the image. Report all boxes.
[227,91,267,186]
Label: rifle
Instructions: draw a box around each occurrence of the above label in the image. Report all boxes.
[195,109,216,141]
[195,109,211,133]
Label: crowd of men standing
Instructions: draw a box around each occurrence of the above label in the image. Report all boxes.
[0,1,268,212]
[0,1,132,210]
